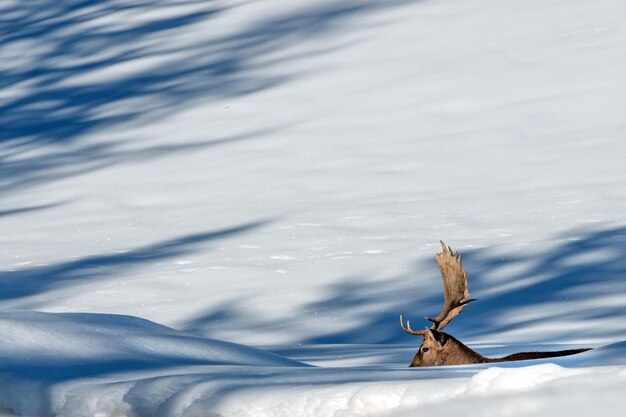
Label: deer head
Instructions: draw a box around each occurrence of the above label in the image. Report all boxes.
[401,242,591,367]
[400,241,479,367]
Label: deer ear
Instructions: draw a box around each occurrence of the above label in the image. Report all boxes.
[424,328,436,341]
[427,329,447,346]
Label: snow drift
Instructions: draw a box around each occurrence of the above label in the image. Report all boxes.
[0,311,625,417]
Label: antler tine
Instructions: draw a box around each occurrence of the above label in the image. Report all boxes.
[399,314,428,336]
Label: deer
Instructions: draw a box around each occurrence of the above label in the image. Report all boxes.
[400,241,590,367]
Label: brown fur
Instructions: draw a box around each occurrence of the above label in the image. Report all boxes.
[409,330,591,367]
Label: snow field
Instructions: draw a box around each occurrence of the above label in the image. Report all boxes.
[2,0,626,415]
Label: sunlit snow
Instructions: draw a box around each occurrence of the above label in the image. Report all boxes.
[2,0,626,416]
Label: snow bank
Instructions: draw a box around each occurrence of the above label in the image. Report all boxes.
[0,311,304,416]
[0,311,304,372]
[393,365,626,417]
[1,312,624,417]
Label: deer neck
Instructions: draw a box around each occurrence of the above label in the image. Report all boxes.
[438,333,491,365]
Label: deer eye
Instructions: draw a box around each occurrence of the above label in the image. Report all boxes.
[422,347,430,353]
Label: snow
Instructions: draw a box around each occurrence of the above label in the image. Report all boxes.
[2,0,626,415]
[0,313,624,416]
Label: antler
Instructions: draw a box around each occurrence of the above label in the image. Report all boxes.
[399,314,429,336]
[400,241,476,336]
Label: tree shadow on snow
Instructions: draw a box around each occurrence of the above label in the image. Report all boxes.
[316,225,626,345]
[453,226,626,344]
[183,225,626,347]
[0,219,269,305]
[1,0,416,194]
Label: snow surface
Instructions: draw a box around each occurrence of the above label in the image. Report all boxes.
[2,0,626,415]
[1,311,625,417]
